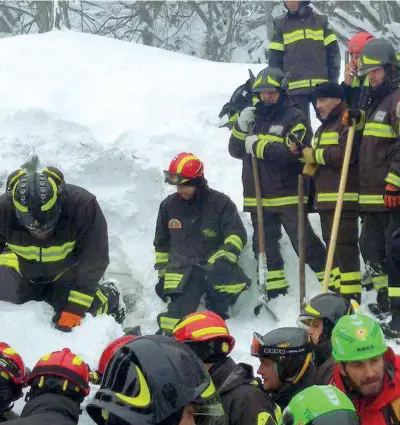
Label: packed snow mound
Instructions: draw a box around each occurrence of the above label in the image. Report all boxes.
[0,30,393,423]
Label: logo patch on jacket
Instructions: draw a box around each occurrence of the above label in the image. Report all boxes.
[374,111,386,122]
[269,125,284,135]
[168,219,182,229]
[203,229,217,237]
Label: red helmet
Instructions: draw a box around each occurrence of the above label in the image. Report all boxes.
[348,32,375,54]
[97,335,137,376]
[26,348,90,396]
[164,153,204,185]
[0,342,25,385]
[173,311,235,355]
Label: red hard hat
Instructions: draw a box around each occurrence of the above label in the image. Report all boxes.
[97,335,137,376]
[348,32,375,54]
[0,342,25,385]
[26,348,90,396]
[173,311,235,354]
[165,153,204,185]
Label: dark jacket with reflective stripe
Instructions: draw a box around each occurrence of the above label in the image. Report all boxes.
[210,357,279,425]
[6,393,80,425]
[154,183,247,269]
[359,82,400,211]
[269,6,340,95]
[313,102,359,211]
[0,184,109,313]
[229,97,312,213]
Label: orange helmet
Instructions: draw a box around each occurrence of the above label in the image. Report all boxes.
[0,342,25,385]
[164,153,204,185]
[26,348,90,396]
[173,312,235,362]
[348,32,375,54]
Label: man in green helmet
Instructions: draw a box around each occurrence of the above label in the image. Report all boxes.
[280,385,360,425]
[330,314,400,425]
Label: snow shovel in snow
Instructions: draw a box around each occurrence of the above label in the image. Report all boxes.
[250,145,278,321]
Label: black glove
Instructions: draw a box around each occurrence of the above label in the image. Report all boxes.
[267,288,288,300]
[342,109,362,126]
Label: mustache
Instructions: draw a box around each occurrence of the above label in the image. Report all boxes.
[360,377,380,386]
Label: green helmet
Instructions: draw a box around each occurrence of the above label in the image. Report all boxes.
[331,314,387,362]
[252,67,289,93]
[280,385,360,425]
[359,38,399,76]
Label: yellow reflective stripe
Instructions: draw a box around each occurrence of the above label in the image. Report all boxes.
[389,287,400,298]
[315,271,325,281]
[341,271,361,282]
[319,132,339,146]
[266,279,288,290]
[256,140,268,159]
[363,54,381,65]
[68,290,94,308]
[289,123,307,144]
[208,250,238,264]
[283,29,305,45]
[0,252,20,273]
[274,405,282,423]
[192,327,229,338]
[41,178,57,211]
[324,33,337,46]
[315,148,325,165]
[160,316,180,331]
[267,270,285,279]
[288,78,329,90]
[224,235,244,252]
[244,196,308,207]
[155,252,169,263]
[305,29,324,41]
[229,112,239,122]
[269,41,285,51]
[12,183,28,212]
[96,289,108,314]
[340,284,362,294]
[0,371,9,381]
[257,412,273,425]
[386,172,400,188]
[164,273,183,289]
[258,134,285,143]
[232,126,247,141]
[214,283,247,294]
[359,195,385,205]
[317,193,359,203]
[364,123,396,138]
[176,155,198,174]
[173,314,208,333]
[8,242,75,263]
[372,275,388,290]
[158,269,165,278]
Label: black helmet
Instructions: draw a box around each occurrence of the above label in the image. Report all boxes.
[358,38,399,76]
[252,67,289,93]
[251,327,313,384]
[8,167,64,232]
[297,293,355,343]
[86,335,223,425]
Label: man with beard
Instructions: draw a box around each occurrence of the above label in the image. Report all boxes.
[293,82,361,300]
[229,67,326,300]
[0,167,124,332]
[331,314,400,425]
[297,293,355,384]
[342,39,400,335]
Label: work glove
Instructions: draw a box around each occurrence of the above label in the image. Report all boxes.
[342,109,362,126]
[384,184,400,208]
[237,107,256,132]
[302,147,315,164]
[245,135,258,156]
[55,311,82,332]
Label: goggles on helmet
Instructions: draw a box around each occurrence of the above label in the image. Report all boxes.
[163,171,190,185]
[251,332,310,358]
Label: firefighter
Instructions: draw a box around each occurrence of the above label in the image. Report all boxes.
[294,82,361,300]
[297,293,355,384]
[11,348,91,425]
[173,311,281,425]
[229,67,326,299]
[154,153,250,335]
[342,39,400,336]
[342,31,375,109]
[251,327,316,410]
[86,335,224,425]
[268,1,340,124]
[0,167,124,332]
[331,314,400,425]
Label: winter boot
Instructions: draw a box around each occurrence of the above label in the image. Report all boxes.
[98,280,126,325]
[368,288,390,320]
[381,314,400,339]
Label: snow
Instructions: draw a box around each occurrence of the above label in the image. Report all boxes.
[0,30,396,423]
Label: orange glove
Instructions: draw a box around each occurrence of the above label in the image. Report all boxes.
[56,311,82,332]
[384,184,400,208]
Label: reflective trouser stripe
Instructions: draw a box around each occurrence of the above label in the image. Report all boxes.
[266,270,288,290]
[214,283,247,294]
[372,275,388,291]
[208,250,238,264]
[244,196,308,208]
[340,284,362,294]
[96,289,108,315]
[359,194,385,205]
[159,316,180,331]
[224,235,244,252]
[164,273,183,290]
[68,291,94,308]
[388,287,400,298]
[155,252,169,266]
[340,271,362,294]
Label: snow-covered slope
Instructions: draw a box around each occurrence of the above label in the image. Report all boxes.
[0,30,387,423]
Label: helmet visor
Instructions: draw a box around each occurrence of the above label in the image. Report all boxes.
[358,64,382,76]
[251,332,311,358]
[309,410,360,425]
[163,170,190,185]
